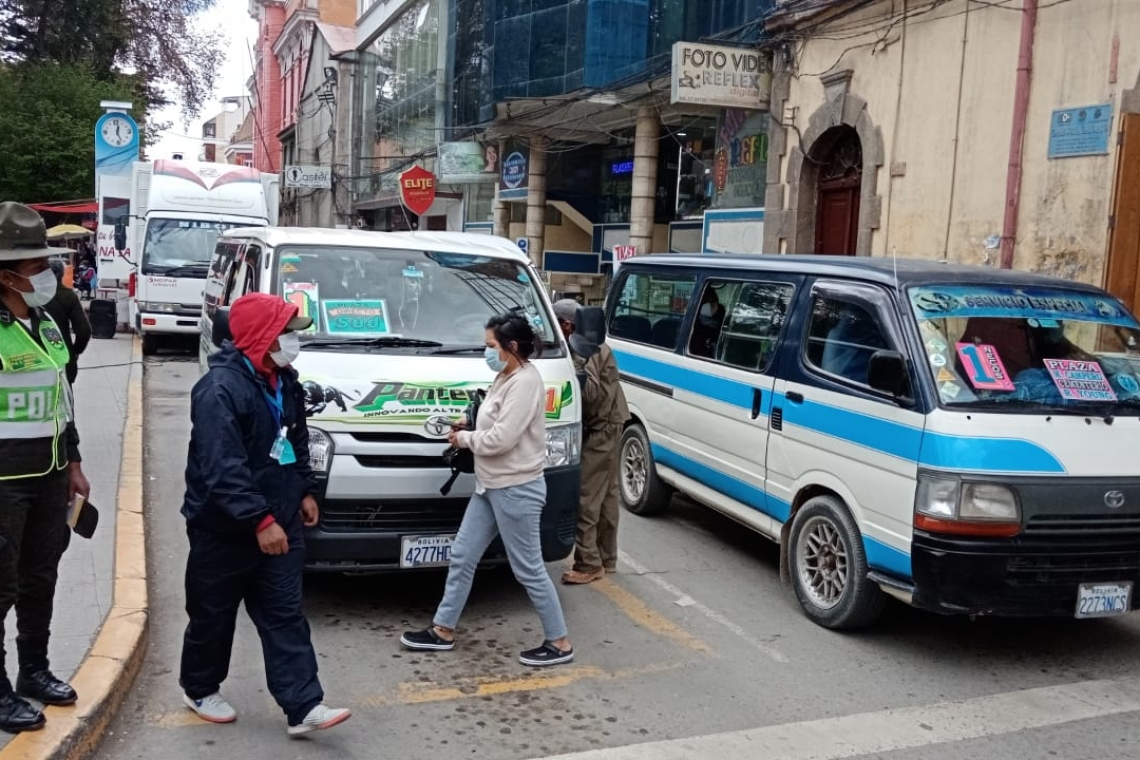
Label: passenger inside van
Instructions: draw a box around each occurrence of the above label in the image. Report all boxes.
[816,301,888,385]
[689,287,727,357]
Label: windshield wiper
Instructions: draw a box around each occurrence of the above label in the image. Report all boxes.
[301,337,444,350]
[430,345,486,355]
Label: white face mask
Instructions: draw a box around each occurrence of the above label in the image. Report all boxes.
[700,303,713,318]
[270,331,301,367]
[5,268,57,308]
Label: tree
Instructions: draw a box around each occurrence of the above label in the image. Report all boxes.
[0,0,223,119]
[0,62,138,201]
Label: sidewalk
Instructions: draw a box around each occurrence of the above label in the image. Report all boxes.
[1,335,135,748]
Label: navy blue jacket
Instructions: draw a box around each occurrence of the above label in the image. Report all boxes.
[182,344,316,534]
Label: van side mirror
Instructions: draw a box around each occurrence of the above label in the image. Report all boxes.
[568,306,606,360]
[212,307,233,348]
[867,350,910,399]
[113,222,127,252]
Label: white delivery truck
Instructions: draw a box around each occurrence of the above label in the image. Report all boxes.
[123,159,279,354]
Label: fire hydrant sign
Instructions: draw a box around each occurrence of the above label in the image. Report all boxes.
[400,165,437,216]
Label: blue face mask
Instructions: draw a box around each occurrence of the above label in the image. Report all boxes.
[484,346,507,373]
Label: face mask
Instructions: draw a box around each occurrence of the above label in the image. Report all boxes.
[270,331,301,367]
[700,303,713,318]
[484,346,507,373]
[5,268,57,308]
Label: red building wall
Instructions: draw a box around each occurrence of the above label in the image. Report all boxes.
[253,3,286,173]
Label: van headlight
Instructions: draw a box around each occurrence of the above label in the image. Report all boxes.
[546,423,581,468]
[307,427,333,473]
[915,473,1020,536]
[139,301,176,313]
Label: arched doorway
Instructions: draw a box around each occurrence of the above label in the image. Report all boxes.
[813,126,863,256]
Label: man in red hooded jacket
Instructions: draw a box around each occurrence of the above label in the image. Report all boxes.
[179,293,350,736]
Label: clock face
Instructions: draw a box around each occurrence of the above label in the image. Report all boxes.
[101,117,135,148]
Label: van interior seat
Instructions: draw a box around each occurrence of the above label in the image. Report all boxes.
[611,315,652,344]
[959,317,1035,378]
[650,318,681,349]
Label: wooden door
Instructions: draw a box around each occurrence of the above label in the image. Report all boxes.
[813,127,863,256]
[1106,114,1140,315]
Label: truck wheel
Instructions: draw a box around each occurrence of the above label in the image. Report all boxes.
[619,424,671,516]
[141,333,159,356]
[788,495,886,630]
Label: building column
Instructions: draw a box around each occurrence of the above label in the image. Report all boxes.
[493,139,510,238]
[630,106,660,256]
[525,137,547,268]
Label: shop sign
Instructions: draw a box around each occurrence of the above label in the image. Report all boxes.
[714,109,769,209]
[671,42,772,111]
[713,149,729,192]
[501,149,529,191]
[399,165,437,216]
[439,142,498,183]
[284,165,332,189]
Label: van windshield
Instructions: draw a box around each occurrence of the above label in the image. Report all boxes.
[144,218,250,274]
[908,284,1140,414]
[274,245,559,352]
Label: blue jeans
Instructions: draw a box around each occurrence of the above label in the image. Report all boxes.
[434,477,569,642]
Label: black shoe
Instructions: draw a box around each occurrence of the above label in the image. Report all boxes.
[0,692,46,733]
[16,670,77,706]
[519,642,574,667]
[400,627,456,651]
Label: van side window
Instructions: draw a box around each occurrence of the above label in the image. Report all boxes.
[609,270,696,350]
[805,297,891,387]
[694,281,793,371]
[223,245,261,305]
[205,242,239,308]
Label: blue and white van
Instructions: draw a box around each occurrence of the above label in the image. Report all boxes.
[607,254,1140,628]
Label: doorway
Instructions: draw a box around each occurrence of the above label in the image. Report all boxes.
[813,127,863,256]
[1105,114,1140,315]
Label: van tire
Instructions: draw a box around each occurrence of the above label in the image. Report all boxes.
[141,333,159,356]
[787,495,885,629]
[619,424,671,516]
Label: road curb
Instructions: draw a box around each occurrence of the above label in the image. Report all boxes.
[0,336,148,760]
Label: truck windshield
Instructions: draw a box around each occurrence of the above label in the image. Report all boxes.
[909,284,1140,414]
[275,245,561,353]
[143,219,250,274]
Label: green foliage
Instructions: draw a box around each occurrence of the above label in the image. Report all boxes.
[0,62,139,202]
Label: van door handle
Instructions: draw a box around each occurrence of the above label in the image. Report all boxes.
[751,388,762,420]
[786,391,804,404]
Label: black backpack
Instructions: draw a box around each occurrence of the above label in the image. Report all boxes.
[440,389,485,496]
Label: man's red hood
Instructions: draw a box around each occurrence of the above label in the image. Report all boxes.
[230,293,297,373]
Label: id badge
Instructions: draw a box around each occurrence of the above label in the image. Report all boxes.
[270,427,297,465]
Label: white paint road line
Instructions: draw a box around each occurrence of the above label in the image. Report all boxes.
[617,550,789,663]
[537,677,1140,760]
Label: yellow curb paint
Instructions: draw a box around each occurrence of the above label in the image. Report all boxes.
[355,661,686,708]
[589,576,712,655]
[0,337,148,760]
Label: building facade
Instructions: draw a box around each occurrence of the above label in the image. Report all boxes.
[762,0,1140,308]
[249,0,287,172]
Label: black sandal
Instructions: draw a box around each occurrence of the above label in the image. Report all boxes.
[400,626,456,651]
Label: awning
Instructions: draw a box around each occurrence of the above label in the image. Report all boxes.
[28,201,99,214]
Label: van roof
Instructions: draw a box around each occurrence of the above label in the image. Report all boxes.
[219,227,529,262]
[625,254,1107,293]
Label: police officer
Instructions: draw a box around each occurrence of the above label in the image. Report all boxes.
[0,203,91,733]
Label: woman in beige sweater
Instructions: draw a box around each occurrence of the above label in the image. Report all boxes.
[401,313,574,666]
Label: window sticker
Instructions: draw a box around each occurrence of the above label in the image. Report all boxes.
[955,343,1016,391]
[402,266,424,279]
[909,285,1139,328]
[1044,359,1117,401]
[1118,374,1140,395]
[940,381,962,399]
[929,353,947,368]
[321,299,390,336]
[284,283,319,333]
[937,367,955,383]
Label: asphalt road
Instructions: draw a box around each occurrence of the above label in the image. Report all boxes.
[96,349,1140,760]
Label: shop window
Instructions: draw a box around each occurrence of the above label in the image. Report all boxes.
[610,270,696,350]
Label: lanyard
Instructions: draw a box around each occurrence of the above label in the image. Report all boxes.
[243,358,284,428]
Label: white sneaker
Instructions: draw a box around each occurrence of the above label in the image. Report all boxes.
[287,704,352,736]
[183,692,237,723]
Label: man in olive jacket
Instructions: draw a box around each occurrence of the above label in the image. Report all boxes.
[554,299,630,584]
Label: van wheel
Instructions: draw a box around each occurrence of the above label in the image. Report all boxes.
[788,495,885,630]
[619,424,671,516]
[141,334,159,356]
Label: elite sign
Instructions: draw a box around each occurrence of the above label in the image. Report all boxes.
[671,42,772,111]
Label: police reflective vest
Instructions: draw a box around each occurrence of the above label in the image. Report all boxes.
[0,314,72,478]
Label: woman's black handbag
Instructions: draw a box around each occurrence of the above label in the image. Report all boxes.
[440,389,485,496]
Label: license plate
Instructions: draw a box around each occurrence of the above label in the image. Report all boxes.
[1075,582,1133,619]
[400,534,455,569]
